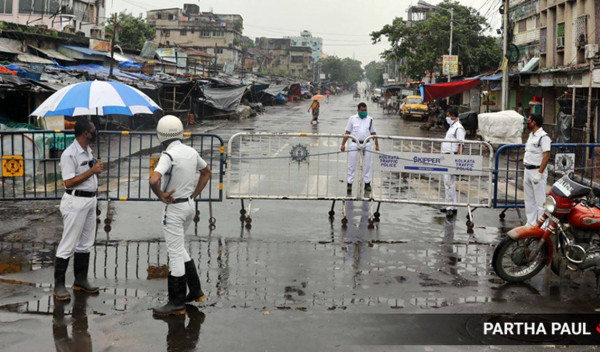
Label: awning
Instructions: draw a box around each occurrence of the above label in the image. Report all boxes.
[200,86,248,112]
[420,78,480,103]
[521,57,539,73]
[29,46,76,62]
[17,53,54,65]
[479,72,520,81]
[58,45,107,62]
[0,38,23,54]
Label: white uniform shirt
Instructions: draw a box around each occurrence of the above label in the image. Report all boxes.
[345,114,376,142]
[154,140,208,199]
[441,120,466,154]
[524,127,551,166]
[60,139,97,192]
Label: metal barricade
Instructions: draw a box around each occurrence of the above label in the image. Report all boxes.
[493,143,600,220]
[0,130,225,202]
[227,132,363,227]
[96,131,224,202]
[363,135,494,208]
[227,132,361,200]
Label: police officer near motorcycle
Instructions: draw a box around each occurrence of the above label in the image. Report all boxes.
[523,113,551,226]
[54,119,103,301]
[150,115,211,316]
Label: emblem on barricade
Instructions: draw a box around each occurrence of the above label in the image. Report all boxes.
[290,144,309,163]
[555,153,575,175]
[2,155,24,177]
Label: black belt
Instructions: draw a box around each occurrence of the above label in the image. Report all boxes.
[173,197,190,204]
[443,152,455,155]
[66,189,97,197]
[524,164,540,170]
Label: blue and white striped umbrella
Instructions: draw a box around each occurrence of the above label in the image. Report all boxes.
[30,80,162,117]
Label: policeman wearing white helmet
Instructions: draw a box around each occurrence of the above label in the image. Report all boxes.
[149,115,211,316]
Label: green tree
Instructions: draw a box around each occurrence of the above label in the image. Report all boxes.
[371,0,501,80]
[364,61,385,87]
[321,56,363,86]
[106,12,155,49]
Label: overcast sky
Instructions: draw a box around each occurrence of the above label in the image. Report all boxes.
[108,0,503,66]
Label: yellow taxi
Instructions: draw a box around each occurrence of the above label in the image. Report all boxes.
[400,95,429,120]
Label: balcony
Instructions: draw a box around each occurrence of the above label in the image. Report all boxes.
[513,29,541,46]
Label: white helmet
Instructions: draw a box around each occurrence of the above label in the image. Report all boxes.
[156,115,183,143]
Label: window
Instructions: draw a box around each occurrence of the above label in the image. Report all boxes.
[0,0,12,13]
[168,14,175,20]
[212,31,224,37]
[200,30,211,37]
[18,0,59,14]
[163,30,170,37]
[291,56,303,63]
[180,29,187,36]
[214,47,223,54]
[157,13,162,19]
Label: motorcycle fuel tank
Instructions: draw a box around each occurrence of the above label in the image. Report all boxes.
[568,203,600,229]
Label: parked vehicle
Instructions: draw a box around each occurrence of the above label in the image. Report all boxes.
[400,95,429,120]
[492,174,600,282]
[372,88,382,103]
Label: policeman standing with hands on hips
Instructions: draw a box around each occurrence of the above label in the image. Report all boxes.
[341,102,379,194]
[54,119,103,301]
[523,113,551,226]
[150,115,211,316]
[440,108,466,218]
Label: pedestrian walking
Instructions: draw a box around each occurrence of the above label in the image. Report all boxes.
[54,119,103,301]
[440,107,466,217]
[340,102,380,193]
[149,115,211,316]
[325,89,330,103]
[308,99,320,124]
[523,113,551,226]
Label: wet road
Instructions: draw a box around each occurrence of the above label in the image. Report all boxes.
[1,93,599,351]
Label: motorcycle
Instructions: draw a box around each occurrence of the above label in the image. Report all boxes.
[492,174,600,282]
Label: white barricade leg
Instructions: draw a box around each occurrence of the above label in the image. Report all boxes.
[348,142,359,184]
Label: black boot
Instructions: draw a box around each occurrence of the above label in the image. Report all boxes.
[73,252,99,294]
[153,274,187,316]
[184,260,205,303]
[53,257,71,301]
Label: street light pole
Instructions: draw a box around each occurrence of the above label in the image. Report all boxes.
[448,8,453,84]
[501,0,509,110]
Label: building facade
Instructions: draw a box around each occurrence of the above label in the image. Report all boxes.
[286,30,322,63]
[146,4,243,67]
[509,0,600,142]
[0,0,105,37]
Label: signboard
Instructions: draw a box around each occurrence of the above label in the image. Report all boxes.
[89,39,111,52]
[319,73,326,79]
[141,41,158,58]
[594,69,600,84]
[150,155,160,176]
[2,155,24,177]
[376,152,485,176]
[382,73,389,80]
[442,55,459,75]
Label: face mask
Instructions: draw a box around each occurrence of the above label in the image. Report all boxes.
[446,117,454,125]
[358,111,368,119]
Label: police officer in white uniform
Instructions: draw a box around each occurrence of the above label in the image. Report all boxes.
[523,114,551,226]
[340,102,380,193]
[150,115,211,316]
[440,108,466,217]
[54,119,103,301]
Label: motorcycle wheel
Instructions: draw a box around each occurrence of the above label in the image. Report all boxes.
[492,237,547,282]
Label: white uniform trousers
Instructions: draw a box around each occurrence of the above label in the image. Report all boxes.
[347,142,372,184]
[523,168,547,226]
[162,199,194,276]
[56,193,97,259]
[443,174,457,211]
